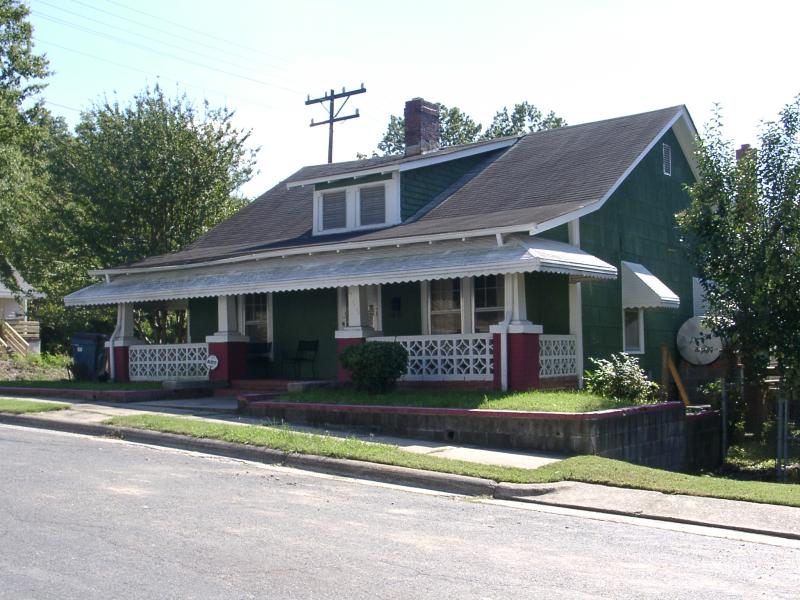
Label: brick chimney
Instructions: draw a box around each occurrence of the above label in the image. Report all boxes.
[404,98,440,156]
[735,144,751,161]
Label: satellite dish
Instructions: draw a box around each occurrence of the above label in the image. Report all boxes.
[676,316,723,365]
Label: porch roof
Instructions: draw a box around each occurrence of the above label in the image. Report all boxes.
[64,235,616,307]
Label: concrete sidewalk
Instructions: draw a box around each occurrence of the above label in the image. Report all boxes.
[2,396,800,540]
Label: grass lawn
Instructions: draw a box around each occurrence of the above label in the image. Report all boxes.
[0,380,162,391]
[106,413,800,508]
[283,388,639,412]
[0,398,70,414]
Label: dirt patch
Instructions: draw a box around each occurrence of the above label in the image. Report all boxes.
[0,356,68,382]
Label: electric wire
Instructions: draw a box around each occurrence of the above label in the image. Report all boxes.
[31,10,303,95]
[38,0,292,78]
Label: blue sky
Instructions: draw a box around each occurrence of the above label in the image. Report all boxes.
[28,0,800,198]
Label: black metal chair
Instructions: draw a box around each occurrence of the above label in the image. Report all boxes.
[284,340,319,379]
[246,342,273,378]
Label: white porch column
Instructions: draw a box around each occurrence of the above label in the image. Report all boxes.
[460,277,474,334]
[108,302,139,383]
[335,285,374,339]
[208,295,247,342]
[114,302,138,346]
[505,273,540,334]
[568,219,585,386]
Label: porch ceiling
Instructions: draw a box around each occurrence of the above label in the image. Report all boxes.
[64,235,617,307]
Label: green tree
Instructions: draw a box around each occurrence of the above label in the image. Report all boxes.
[377,103,483,156]
[677,96,800,417]
[376,101,564,156]
[0,0,51,291]
[31,85,258,347]
[483,101,568,138]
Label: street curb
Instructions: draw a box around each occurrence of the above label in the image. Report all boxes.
[491,484,800,541]
[2,412,798,541]
[0,413,496,497]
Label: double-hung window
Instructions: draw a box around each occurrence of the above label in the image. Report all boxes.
[474,275,504,333]
[430,279,461,334]
[244,293,270,342]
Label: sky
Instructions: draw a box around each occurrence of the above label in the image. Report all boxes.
[27,0,800,199]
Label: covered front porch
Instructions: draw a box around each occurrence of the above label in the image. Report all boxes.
[65,234,616,391]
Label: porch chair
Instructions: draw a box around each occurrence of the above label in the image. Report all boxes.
[246,342,273,377]
[284,339,319,379]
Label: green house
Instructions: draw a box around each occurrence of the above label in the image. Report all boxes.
[65,98,700,391]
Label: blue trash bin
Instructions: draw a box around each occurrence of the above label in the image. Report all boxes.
[69,333,108,381]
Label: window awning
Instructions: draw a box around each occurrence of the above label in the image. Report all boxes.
[621,261,680,309]
[64,235,617,307]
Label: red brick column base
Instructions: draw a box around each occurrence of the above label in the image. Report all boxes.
[207,341,248,382]
[113,345,130,383]
[508,332,540,391]
[336,337,365,383]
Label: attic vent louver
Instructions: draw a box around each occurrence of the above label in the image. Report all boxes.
[662,143,672,176]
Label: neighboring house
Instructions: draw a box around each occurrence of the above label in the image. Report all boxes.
[0,269,43,354]
[65,98,702,390]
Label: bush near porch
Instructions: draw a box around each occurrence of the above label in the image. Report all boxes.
[282,388,635,413]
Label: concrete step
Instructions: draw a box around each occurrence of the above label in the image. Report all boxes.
[229,379,293,392]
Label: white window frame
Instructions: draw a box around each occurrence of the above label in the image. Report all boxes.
[622,307,645,354]
[473,274,505,333]
[238,293,273,356]
[313,173,400,236]
[427,278,464,335]
[662,143,672,176]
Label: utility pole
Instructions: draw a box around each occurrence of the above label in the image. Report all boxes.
[306,84,366,163]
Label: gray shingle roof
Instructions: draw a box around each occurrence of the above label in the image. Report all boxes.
[122,105,685,271]
[283,135,518,185]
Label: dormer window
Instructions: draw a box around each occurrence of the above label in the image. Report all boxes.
[322,191,347,230]
[359,185,386,226]
[313,174,400,235]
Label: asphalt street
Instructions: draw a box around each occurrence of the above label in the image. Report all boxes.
[1,424,798,599]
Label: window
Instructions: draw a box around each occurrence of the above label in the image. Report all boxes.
[430,279,461,334]
[245,293,269,341]
[313,176,399,235]
[321,190,347,230]
[623,308,644,353]
[474,275,504,333]
[662,143,672,176]
[359,185,386,226]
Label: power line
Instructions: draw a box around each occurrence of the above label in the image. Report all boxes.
[45,100,82,113]
[46,0,292,77]
[33,5,293,88]
[34,37,281,113]
[31,10,303,95]
[100,0,291,67]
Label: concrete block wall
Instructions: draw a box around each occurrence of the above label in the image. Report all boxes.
[243,400,691,470]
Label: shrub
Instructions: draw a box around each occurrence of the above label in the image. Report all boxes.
[339,342,408,394]
[584,353,661,404]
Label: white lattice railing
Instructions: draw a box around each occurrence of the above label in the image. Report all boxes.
[128,343,209,381]
[539,334,578,379]
[369,334,494,381]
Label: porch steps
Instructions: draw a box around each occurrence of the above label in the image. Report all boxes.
[214,379,293,398]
